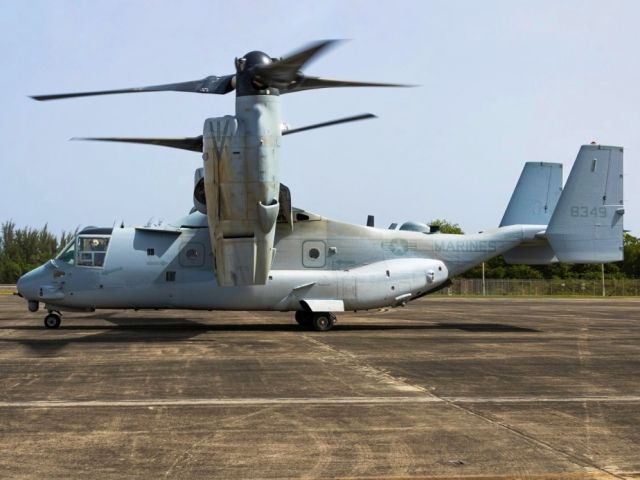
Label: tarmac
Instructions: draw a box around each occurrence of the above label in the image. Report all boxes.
[0,293,639,479]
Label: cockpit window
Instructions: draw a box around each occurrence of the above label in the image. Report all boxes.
[56,240,76,265]
[76,236,110,267]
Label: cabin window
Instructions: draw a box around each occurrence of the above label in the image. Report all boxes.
[302,241,326,268]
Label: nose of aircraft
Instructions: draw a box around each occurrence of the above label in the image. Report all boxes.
[17,271,33,299]
[16,264,47,300]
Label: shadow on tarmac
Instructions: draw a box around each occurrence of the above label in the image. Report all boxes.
[3,317,539,355]
[2,321,539,334]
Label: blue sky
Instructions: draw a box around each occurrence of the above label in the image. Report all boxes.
[1,0,638,236]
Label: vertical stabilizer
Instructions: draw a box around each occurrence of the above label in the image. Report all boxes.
[500,162,563,226]
[546,145,624,263]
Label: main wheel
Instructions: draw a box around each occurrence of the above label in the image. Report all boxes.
[295,311,312,326]
[311,312,336,332]
[44,313,61,329]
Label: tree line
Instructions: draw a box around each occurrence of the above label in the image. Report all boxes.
[0,222,75,283]
[0,220,638,283]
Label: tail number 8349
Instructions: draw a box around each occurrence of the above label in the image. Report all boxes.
[570,206,607,218]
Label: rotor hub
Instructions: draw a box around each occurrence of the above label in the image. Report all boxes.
[239,51,273,71]
[235,50,280,96]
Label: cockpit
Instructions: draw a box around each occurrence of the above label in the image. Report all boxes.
[55,227,113,268]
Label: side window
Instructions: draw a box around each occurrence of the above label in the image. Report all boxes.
[179,242,205,267]
[77,237,110,267]
[302,241,326,268]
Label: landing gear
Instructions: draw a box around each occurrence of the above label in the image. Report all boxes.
[295,311,312,326]
[311,312,336,332]
[295,311,336,332]
[43,312,61,329]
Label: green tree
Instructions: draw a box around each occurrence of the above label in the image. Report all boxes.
[0,221,76,283]
[428,219,464,234]
[620,232,640,278]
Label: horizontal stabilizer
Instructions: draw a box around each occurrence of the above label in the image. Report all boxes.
[503,240,557,264]
[547,145,624,263]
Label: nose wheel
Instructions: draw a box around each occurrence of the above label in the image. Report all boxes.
[44,312,61,329]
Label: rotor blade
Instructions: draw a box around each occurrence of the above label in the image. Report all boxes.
[278,39,341,71]
[283,75,414,94]
[252,39,341,87]
[72,114,374,152]
[31,75,235,101]
[71,136,203,152]
[282,113,376,136]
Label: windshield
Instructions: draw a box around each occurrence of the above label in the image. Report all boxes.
[56,240,76,265]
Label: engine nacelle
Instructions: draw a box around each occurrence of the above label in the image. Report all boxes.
[193,168,206,214]
[203,97,281,287]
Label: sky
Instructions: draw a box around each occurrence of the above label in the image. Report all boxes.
[1,0,638,236]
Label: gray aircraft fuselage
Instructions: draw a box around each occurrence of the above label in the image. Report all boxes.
[23,40,624,330]
[17,210,541,314]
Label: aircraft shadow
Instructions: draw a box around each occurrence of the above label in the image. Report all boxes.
[3,320,538,334]
[4,320,539,356]
[5,317,207,355]
[428,323,539,333]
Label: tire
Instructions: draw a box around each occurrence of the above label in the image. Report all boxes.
[44,313,61,329]
[311,312,335,332]
[295,311,312,326]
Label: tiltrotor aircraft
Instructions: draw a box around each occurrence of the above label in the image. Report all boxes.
[17,41,625,331]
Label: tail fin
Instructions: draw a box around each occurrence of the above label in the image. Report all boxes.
[500,162,563,226]
[546,145,624,263]
[500,162,562,264]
